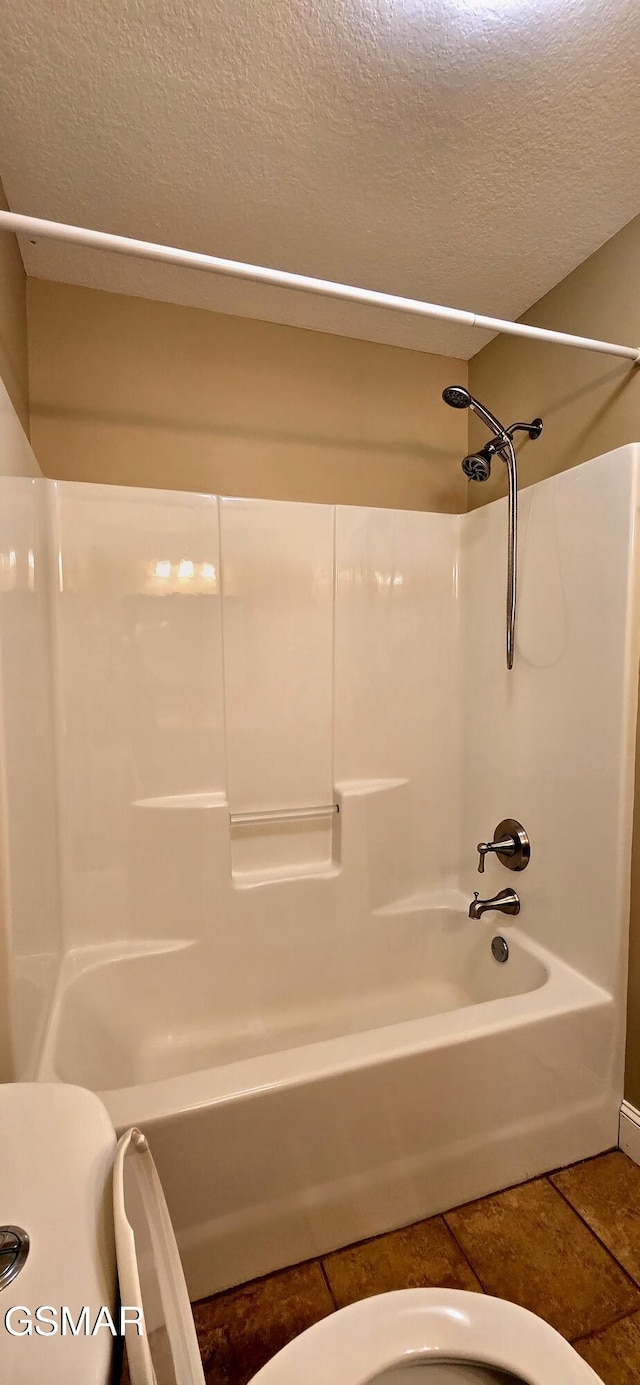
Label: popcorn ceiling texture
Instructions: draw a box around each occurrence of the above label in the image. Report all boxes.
[0,0,639,358]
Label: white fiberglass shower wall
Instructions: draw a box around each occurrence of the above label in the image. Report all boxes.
[461,448,638,999]
[0,445,637,1296]
[43,487,459,1074]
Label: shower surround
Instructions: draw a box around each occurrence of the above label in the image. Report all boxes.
[1,446,638,1298]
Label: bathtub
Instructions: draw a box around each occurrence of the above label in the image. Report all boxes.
[38,898,619,1300]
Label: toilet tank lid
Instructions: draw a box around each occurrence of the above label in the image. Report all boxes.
[113,1127,205,1385]
[0,1083,117,1385]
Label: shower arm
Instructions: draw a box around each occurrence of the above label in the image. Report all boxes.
[470,415,541,452]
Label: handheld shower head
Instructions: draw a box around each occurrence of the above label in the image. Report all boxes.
[442,385,472,410]
[462,448,492,482]
[443,384,507,439]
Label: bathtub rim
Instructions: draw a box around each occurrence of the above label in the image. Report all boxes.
[37,926,615,1133]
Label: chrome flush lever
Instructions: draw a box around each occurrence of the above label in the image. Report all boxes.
[476,819,530,874]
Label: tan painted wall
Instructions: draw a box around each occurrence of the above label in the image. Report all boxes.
[469,212,640,1105]
[467,214,640,505]
[27,279,468,512]
[0,181,29,435]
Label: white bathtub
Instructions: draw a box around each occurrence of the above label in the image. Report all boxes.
[38,900,619,1299]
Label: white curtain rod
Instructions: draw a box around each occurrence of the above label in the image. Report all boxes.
[1,209,638,363]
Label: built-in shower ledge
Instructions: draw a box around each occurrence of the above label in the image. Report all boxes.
[132,782,408,811]
[34,938,197,1085]
[62,938,195,979]
[132,792,228,810]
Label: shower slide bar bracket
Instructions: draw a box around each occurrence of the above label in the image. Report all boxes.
[230,804,339,826]
[1,210,639,363]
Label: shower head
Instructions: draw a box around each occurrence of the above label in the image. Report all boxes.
[442,385,472,410]
[462,447,493,482]
[443,384,543,485]
[442,384,507,440]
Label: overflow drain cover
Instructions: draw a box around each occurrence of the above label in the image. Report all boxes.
[491,935,509,964]
[0,1226,29,1290]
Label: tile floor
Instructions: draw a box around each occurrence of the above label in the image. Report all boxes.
[125,1149,640,1384]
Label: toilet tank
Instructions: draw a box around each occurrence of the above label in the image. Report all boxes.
[0,1083,117,1385]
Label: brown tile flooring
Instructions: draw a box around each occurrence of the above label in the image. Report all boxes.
[123,1149,640,1384]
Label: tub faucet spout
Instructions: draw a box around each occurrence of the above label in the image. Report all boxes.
[469,888,520,920]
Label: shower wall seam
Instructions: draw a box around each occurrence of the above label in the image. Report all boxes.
[43,482,68,961]
[216,495,231,814]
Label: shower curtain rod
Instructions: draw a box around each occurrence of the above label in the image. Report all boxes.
[1,210,639,363]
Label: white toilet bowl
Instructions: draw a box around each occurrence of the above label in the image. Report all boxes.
[246,1288,602,1384]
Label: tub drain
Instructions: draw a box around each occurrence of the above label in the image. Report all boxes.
[491,935,509,964]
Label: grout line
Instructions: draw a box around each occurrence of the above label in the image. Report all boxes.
[570,1304,640,1346]
[546,1175,640,1298]
[441,1214,489,1294]
[318,1258,338,1311]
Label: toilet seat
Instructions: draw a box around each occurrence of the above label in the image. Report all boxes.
[248,1290,602,1385]
[113,1127,205,1385]
[113,1129,601,1385]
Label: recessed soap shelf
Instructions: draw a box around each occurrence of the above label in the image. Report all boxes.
[229,801,339,883]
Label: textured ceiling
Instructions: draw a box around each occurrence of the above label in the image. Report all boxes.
[1,0,639,359]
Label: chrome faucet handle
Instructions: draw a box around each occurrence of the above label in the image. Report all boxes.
[476,820,530,875]
[477,836,516,874]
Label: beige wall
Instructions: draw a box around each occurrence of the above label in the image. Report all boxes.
[0,181,29,434]
[27,279,468,512]
[468,214,640,505]
[469,212,640,1105]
